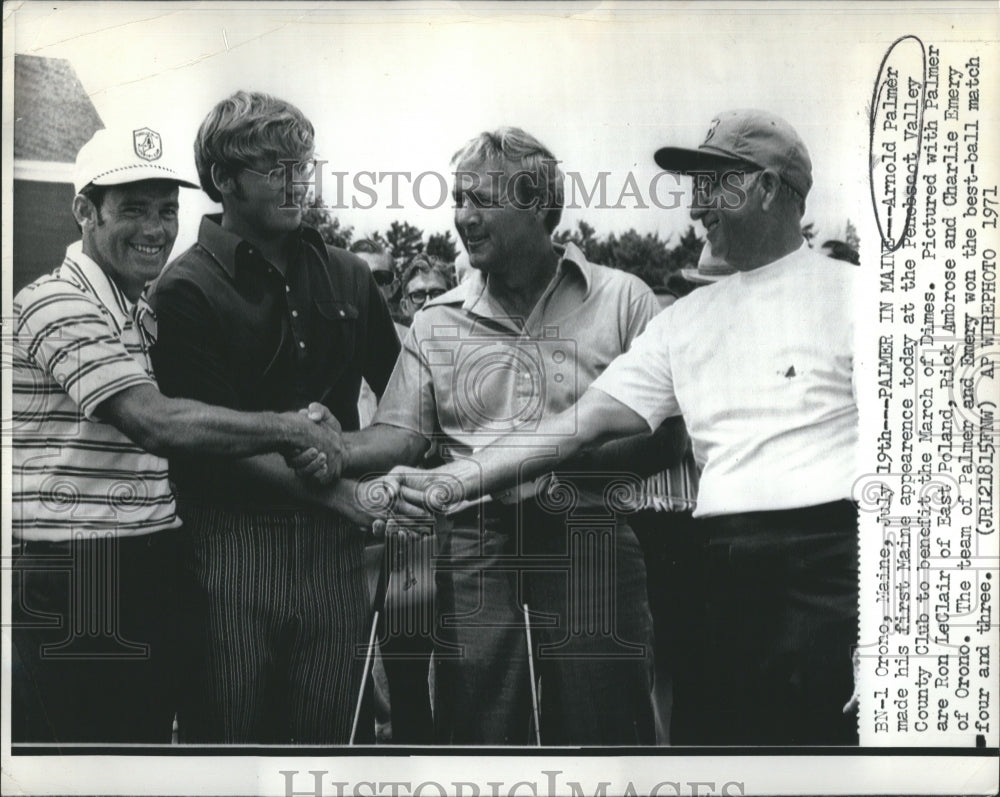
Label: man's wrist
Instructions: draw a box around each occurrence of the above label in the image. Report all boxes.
[274,411,307,452]
[341,432,356,475]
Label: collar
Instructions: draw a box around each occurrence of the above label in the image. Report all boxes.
[61,241,146,335]
[423,241,594,315]
[556,241,595,294]
[736,239,810,283]
[196,213,328,279]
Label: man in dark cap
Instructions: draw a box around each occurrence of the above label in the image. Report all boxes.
[383,109,860,746]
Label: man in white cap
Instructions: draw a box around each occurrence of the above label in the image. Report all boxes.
[380,109,859,745]
[11,126,357,743]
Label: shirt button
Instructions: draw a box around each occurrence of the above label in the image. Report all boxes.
[299,341,306,349]
[291,310,299,318]
[285,285,291,293]
[339,310,346,317]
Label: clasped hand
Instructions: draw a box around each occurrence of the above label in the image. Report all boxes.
[358,466,468,539]
[284,402,346,486]
[284,404,466,538]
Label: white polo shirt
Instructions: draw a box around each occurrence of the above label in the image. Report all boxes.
[592,243,858,517]
[13,243,180,540]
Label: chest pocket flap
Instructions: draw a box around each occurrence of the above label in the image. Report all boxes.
[315,300,359,321]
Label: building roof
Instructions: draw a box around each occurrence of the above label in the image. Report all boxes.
[14,54,103,163]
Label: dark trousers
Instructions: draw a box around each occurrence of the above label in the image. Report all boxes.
[12,530,183,744]
[178,504,372,744]
[632,509,696,743]
[671,500,860,746]
[433,501,655,745]
[378,534,435,743]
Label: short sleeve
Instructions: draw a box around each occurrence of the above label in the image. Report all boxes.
[623,277,661,346]
[590,305,680,431]
[15,282,154,420]
[371,316,436,438]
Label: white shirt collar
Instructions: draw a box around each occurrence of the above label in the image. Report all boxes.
[61,241,156,339]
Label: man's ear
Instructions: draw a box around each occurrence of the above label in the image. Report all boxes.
[72,194,98,229]
[758,170,783,212]
[211,162,236,196]
[531,195,549,225]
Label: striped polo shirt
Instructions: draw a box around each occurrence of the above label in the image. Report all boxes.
[12,242,180,541]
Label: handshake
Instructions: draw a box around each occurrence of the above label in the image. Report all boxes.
[280,402,471,535]
[281,401,350,487]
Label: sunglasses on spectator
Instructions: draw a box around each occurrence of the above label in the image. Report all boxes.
[406,288,446,304]
[372,270,396,286]
[242,158,317,190]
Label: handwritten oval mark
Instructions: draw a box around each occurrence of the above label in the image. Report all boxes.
[869,35,927,252]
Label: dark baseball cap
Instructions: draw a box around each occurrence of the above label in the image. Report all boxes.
[654,109,812,199]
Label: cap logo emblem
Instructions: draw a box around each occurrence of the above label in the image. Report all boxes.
[133,128,162,161]
[703,119,720,144]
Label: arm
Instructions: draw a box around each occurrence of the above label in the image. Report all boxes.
[232,453,377,526]
[394,387,649,511]
[96,382,344,470]
[561,415,689,478]
[343,423,428,475]
[341,307,434,475]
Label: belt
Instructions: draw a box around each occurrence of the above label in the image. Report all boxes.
[13,530,176,557]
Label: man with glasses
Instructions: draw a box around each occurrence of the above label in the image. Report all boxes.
[381,110,860,745]
[351,239,404,319]
[149,91,400,743]
[398,253,453,323]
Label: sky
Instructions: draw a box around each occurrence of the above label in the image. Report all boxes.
[8,1,994,257]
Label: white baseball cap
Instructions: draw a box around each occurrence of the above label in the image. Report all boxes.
[74,126,199,194]
[680,243,737,284]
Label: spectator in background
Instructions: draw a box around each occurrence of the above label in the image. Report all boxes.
[820,238,860,265]
[663,272,695,301]
[657,241,737,309]
[398,253,454,324]
[352,239,408,330]
[453,250,473,284]
[350,239,406,426]
[680,240,737,285]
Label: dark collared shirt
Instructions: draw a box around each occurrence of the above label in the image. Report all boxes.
[150,214,400,505]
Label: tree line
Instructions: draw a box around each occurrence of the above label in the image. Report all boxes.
[303,206,859,290]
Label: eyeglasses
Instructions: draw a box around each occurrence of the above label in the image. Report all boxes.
[406,288,446,305]
[242,159,317,190]
[372,270,396,287]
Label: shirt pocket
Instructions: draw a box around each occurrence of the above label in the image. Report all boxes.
[314,299,360,375]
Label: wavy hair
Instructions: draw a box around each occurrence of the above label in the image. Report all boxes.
[451,127,564,233]
[194,90,314,202]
